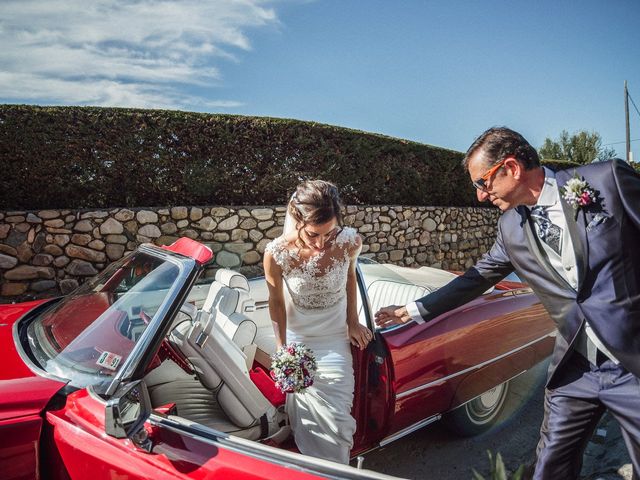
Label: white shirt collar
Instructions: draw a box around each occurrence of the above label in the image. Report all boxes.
[533,167,558,208]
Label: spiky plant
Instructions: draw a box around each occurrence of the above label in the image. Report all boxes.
[472,451,525,480]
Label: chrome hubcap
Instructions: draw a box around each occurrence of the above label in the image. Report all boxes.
[479,386,501,409]
[467,383,507,424]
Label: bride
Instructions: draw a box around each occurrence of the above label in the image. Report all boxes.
[263,179,373,464]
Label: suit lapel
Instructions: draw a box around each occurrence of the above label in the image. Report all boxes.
[557,179,588,289]
[520,205,572,288]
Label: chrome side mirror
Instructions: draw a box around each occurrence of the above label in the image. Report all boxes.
[105,380,152,452]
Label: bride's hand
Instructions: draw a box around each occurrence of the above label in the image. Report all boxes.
[349,323,373,350]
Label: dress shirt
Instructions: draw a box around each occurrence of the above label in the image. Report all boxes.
[531,168,579,289]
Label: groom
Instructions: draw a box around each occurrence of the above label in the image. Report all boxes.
[375,127,640,479]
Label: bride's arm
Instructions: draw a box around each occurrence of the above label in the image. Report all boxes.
[264,250,287,349]
[346,235,371,350]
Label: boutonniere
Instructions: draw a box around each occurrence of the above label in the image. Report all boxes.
[561,174,597,211]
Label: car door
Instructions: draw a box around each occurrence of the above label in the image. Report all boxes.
[350,265,394,455]
[361,263,554,439]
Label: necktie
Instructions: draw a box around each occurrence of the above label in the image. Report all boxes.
[530,206,562,255]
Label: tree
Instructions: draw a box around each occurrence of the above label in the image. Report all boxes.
[539,130,617,164]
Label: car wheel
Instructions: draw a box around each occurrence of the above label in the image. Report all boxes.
[443,380,510,437]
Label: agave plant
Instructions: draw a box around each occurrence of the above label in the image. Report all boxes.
[472,451,525,480]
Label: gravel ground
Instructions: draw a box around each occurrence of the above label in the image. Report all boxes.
[358,359,633,480]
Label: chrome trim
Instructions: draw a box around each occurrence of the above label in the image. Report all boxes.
[379,414,441,446]
[355,263,375,332]
[11,299,71,384]
[87,384,107,403]
[195,331,208,348]
[396,332,554,399]
[375,322,408,334]
[455,369,526,411]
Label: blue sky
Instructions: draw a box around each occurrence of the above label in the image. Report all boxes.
[2,0,639,155]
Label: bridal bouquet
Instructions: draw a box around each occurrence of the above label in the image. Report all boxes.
[270,342,317,393]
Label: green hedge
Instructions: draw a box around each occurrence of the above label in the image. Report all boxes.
[0,105,479,209]
[1,105,588,210]
[541,159,581,171]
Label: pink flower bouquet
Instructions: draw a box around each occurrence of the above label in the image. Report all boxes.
[270,342,317,394]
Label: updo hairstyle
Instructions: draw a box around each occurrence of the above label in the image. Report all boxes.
[288,180,343,240]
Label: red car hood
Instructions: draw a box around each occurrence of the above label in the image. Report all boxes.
[0,300,68,421]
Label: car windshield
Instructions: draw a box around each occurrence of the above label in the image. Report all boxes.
[27,249,185,388]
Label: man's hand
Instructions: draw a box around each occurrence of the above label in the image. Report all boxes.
[374,305,412,328]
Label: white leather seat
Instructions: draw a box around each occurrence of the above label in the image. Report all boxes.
[145,358,241,433]
[170,311,282,440]
[245,278,278,354]
[201,269,257,350]
[155,269,289,440]
[214,268,256,315]
[367,279,431,317]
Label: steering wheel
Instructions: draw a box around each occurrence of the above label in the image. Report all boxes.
[140,309,193,375]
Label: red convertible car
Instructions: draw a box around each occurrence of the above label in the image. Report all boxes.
[0,238,555,480]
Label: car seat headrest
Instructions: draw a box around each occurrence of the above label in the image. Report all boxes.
[215,268,250,292]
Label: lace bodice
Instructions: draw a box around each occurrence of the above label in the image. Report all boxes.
[266,227,361,310]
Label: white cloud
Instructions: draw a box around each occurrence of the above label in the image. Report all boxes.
[0,0,282,109]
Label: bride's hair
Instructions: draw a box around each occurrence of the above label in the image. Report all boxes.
[287,180,344,232]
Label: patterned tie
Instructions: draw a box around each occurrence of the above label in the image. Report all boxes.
[530,206,562,256]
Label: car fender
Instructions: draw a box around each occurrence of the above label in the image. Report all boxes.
[0,376,68,480]
[0,300,68,480]
[447,345,536,412]
[0,300,53,380]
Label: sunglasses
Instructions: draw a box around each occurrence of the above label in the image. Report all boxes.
[471,157,511,190]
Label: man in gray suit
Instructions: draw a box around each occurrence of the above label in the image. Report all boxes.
[375,127,640,479]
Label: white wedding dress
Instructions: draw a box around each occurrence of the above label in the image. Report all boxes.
[265,227,360,464]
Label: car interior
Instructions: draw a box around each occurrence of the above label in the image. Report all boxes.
[144,268,288,443]
[143,264,455,447]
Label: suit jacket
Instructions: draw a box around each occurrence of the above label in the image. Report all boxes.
[415,159,640,387]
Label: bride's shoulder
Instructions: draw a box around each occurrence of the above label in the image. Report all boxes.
[265,236,296,264]
[265,235,289,254]
[336,226,362,250]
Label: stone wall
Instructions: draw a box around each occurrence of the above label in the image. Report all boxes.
[0,205,499,299]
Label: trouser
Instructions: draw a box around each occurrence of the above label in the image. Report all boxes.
[533,352,640,480]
